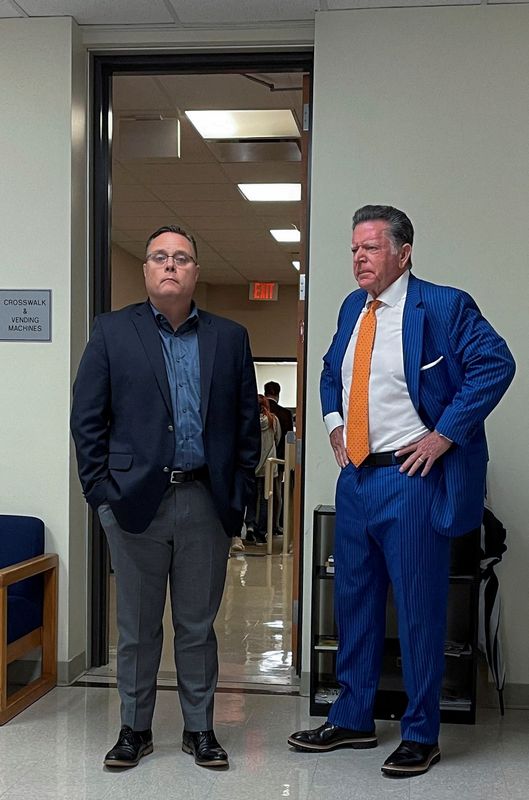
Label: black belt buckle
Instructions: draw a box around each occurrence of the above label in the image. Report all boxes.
[170,470,187,484]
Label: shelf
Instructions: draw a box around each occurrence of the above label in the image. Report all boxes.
[311,506,479,725]
[314,637,472,660]
[314,636,338,651]
[315,566,478,584]
[313,683,472,714]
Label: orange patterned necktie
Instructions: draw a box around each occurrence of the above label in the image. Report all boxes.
[346,299,382,467]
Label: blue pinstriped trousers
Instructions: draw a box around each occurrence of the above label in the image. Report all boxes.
[327,462,450,744]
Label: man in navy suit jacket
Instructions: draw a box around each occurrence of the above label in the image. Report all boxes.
[288,206,515,776]
[71,225,260,771]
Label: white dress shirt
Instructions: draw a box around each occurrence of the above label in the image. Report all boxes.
[324,270,430,452]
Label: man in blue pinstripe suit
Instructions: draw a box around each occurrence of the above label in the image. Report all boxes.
[289,206,515,776]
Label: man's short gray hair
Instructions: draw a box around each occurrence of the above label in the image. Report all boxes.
[352,205,414,268]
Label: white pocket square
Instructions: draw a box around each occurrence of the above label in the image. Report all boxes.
[420,355,444,371]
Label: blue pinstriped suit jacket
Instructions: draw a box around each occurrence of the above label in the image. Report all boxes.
[321,273,515,537]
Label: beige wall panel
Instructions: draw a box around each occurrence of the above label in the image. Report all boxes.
[0,17,87,677]
[306,5,529,687]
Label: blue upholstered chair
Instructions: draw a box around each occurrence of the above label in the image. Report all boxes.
[0,515,58,724]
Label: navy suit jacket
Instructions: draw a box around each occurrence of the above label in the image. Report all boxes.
[71,301,260,535]
[321,274,515,537]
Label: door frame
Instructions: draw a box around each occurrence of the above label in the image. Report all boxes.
[90,50,313,668]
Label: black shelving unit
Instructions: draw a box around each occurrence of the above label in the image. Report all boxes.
[310,505,480,724]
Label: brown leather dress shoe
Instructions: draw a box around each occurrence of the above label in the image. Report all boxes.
[103,725,153,768]
[288,721,377,752]
[382,740,440,777]
[182,729,229,768]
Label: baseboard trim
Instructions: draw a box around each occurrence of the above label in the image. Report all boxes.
[480,681,529,711]
[299,671,310,697]
[58,651,86,685]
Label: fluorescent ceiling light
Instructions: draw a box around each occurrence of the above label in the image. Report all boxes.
[292,261,301,271]
[185,109,299,140]
[270,229,301,243]
[238,183,301,202]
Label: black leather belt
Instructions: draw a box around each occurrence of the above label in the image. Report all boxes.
[361,452,407,467]
[169,466,208,484]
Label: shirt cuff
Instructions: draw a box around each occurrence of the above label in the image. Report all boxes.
[324,412,344,436]
[434,429,453,444]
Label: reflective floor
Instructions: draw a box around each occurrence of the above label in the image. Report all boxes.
[1,686,529,800]
[89,538,295,688]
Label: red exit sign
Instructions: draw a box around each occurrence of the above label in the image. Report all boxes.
[249,282,278,301]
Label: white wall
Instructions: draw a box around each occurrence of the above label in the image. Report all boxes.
[255,363,297,409]
[0,18,87,681]
[306,6,529,695]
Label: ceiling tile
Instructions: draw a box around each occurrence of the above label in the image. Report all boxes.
[112,184,160,203]
[112,230,133,243]
[152,183,241,203]
[17,0,175,24]
[164,201,256,219]
[221,162,302,183]
[111,216,179,233]
[113,76,174,113]
[200,230,272,244]
[0,1,24,17]
[207,140,301,164]
[327,0,478,6]
[124,163,229,185]
[180,217,265,232]
[158,73,303,114]
[112,201,170,218]
[112,162,141,186]
[118,242,148,261]
[168,0,320,24]
[252,202,301,219]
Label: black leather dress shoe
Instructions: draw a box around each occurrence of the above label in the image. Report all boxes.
[288,721,377,752]
[382,740,440,777]
[182,729,229,768]
[103,725,153,768]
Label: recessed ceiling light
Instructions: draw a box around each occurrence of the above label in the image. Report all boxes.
[270,229,301,243]
[238,183,301,202]
[292,261,301,271]
[185,109,299,140]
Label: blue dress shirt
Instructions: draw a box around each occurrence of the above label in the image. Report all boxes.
[150,302,205,470]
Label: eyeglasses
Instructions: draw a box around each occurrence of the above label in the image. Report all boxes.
[146,251,197,268]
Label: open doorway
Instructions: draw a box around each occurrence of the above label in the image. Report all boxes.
[89,53,312,691]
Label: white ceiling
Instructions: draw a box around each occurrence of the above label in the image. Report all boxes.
[2,0,517,28]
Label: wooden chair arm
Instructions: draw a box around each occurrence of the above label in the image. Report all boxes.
[0,554,58,588]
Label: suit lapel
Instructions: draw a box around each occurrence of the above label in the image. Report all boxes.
[197,312,217,425]
[335,292,366,378]
[402,274,424,412]
[132,302,172,414]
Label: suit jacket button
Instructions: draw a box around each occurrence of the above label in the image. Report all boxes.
[163,466,170,473]
[168,424,174,432]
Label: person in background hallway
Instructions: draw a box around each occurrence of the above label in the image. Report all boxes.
[288,205,515,776]
[71,225,260,771]
[245,395,281,545]
[264,381,294,534]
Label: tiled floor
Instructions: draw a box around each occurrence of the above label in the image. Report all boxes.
[5,543,528,798]
[1,685,528,799]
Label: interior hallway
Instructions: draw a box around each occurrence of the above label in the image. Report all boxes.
[88,539,296,689]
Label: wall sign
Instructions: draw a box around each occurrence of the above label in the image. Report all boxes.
[0,290,52,342]
[249,282,278,301]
